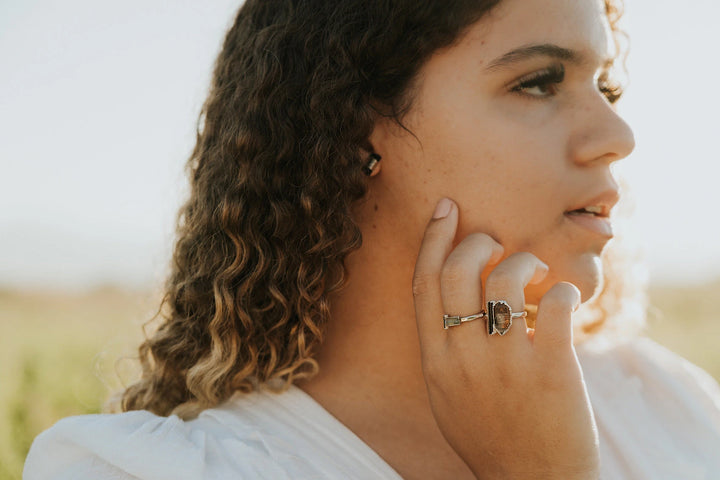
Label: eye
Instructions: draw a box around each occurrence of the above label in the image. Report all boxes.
[597,70,624,104]
[510,64,565,99]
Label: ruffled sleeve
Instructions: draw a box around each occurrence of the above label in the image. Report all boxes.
[23,410,293,480]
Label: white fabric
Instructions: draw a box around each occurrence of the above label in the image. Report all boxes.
[24,336,720,480]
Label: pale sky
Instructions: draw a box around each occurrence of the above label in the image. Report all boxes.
[1,0,719,290]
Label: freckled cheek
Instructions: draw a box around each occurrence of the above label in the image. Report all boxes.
[445,130,563,245]
[456,186,553,249]
[411,97,565,233]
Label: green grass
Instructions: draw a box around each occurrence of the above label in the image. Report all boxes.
[0,287,152,480]
[1,281,719,480]
[643,280,720,381]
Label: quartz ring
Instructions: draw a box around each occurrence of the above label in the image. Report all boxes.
[487,300,527,336]
[443,311,487,329]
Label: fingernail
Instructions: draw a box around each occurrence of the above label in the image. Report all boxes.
[432,198,452,219]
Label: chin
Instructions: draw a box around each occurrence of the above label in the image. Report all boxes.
[525,254,603,306]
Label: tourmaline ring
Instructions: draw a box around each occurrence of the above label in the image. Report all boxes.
[487,300,527,336]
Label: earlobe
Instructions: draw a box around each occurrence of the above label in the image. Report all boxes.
[363,116,392,177]
[362,152,382,176]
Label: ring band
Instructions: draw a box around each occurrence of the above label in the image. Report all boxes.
[443,312,487,329]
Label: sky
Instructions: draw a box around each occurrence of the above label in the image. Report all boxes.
[1,0,719,291]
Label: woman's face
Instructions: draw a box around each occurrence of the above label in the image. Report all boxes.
[369,0,635,305]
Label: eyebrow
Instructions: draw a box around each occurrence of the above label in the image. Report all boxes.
[485,43,593,72]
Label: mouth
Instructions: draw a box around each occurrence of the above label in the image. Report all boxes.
[564,188,620,220]
[564,205,609,218]
[562,188,619,238]
[563,209,613,237]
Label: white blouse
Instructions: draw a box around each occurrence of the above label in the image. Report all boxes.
[24,336,720,480]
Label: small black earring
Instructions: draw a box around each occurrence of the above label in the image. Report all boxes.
[362,153,381,176]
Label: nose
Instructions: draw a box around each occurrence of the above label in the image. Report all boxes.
[568,93,636,166]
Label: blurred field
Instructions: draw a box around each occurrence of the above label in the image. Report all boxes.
[0,287,155,480]
[2,281,720,479]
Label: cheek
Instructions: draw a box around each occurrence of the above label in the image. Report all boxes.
[403,87,569,244]
[411,96,604,300]
[436,124,566,248]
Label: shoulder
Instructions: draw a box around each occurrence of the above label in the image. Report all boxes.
[24,410,186,480]
[24,386,401,480]
[578,335,720,404]
[23,395,301,480]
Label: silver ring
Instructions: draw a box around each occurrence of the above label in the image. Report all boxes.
[442,300,527,334]
[487,300,527,336]
[443,311,487,329]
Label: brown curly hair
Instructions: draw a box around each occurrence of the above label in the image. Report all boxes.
[119,0,644,419]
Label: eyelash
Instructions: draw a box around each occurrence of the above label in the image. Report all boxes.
[510,64,565,99]
[510,64,624,104]
[597,71,624,104]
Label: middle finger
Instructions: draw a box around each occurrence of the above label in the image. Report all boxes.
[484,252,548,345]
[440,233,503,341]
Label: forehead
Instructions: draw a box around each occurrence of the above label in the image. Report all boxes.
[463,0,613,66]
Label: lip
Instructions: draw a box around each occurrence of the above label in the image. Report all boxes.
[566,189,621,219]
[564,211,614,238]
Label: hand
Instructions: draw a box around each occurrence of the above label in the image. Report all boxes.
[412,198,600,480]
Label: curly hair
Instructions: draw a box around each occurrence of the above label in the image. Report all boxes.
[119,0,643,419]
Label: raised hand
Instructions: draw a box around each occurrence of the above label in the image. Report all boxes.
[412,198,600,480]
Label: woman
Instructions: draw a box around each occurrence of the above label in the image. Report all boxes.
[24,0,720,478]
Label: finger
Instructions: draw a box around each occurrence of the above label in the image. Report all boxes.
[532,281,581,353]
[440,233,504,339]
[412,198,459,354]
[484,252,549,344]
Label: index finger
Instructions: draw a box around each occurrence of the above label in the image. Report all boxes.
[412,198,459,354]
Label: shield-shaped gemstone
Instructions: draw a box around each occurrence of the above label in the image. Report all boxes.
[492,301,512,335]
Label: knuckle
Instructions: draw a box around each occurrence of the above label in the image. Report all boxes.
[486,268,516,291]
[537,282,580,323]
[421,356,442,380]
[495,365,514,390]
[538,326,571,350]
[506,251,546,272]
[508,251,539,263]
[421,364,447,395]
[535,367,567,392]
[454,364,475,389]
[542,282,581,308]
[412,273,435,298]
[421,349,454,385]
[483,356,512,386]
[464,232,499,250]
[440,261,473,286]
[421,226,446,245]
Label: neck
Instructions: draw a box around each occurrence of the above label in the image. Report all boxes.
[298,185,431,414]
[306,241,426,395]
[294,186,480,479]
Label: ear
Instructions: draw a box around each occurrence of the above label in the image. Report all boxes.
[360,116,394,177]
